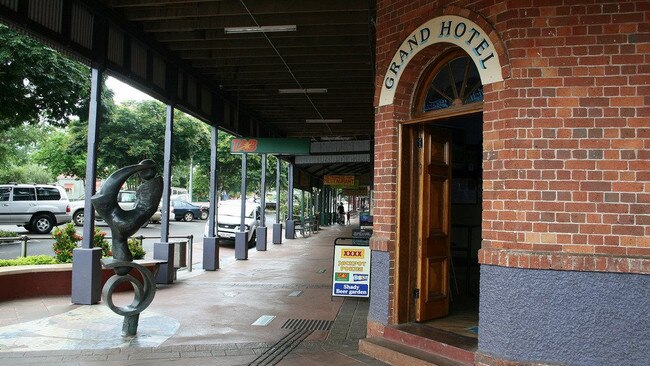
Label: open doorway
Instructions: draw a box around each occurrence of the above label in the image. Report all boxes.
[422,113,482,339]
[394,49,483,342]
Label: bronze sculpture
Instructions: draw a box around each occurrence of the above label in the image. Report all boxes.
[92,159,163,336]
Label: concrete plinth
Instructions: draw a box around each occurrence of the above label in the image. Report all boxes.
[71,247,102,304]
[273,223,283,244]
[153,242,175,284]
[256,227,267,251]
[235,231,249,260]
[285,220,295,239]
[202,237,219,270]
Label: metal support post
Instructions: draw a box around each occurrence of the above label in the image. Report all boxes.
[72,66,103,305]
[235,154,249,259]
[273,157,283,244]
[20,235,28,257]
[256,154,268,251]
[285,162,295,239]
[159,104,174,243]
[203,125,219,270]
[154,104,175,281]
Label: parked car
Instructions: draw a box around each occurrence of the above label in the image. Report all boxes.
[70,191,161,227]
[0,184,71,234]
[170,200,203,222]
[204,200,261,246]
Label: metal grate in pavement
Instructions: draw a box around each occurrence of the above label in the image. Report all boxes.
[248,329,313,366]
[281,318,334,331]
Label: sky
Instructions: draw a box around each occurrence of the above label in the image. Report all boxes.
[105,77,153,104]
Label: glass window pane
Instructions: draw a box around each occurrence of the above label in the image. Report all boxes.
[0,187,10,202]
[36,187,61,200]
[420,54,483,114]
[13,187,36,201]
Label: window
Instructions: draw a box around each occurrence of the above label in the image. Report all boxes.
[0,187,10,202]
[414,51,483,117]
[119,192,137,203]
[13,187,36,201]
[36,187,61,201]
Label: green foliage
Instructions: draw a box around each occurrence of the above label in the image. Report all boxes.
[0,230,17,238]
[0,255,57,267]
[32,127,87,179]
[0,24,90,132]
[0,124,54,167]
[0,163,54,184]
[128,238,146,260]
[51,223,81,263]
[93,229,111,257]
[51,223,110,263]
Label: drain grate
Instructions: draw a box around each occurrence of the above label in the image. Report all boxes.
[248,329,312,366]
[281,318,333,331]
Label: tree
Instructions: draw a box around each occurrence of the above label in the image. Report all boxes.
[0,24,90,132]
[0,163,53,184]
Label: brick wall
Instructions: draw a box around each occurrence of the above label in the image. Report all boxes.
[372,0,649,275]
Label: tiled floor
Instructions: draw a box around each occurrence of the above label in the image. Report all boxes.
[0,221,386,365]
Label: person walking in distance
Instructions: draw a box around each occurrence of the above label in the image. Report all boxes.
[337,202,345,225]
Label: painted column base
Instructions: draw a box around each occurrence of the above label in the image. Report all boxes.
[71,247,102,304]
[272,223,283,244]
[202,237,219,270]
[285,220,295,239]
[153,242,175,284]
[235,231,249,260]
[256,226,267,251]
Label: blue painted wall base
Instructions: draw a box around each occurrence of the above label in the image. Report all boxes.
[235,231,249,260]
[479,265,650,366]
[285,220,295,239]
[71,247,102,304]
[153,242,175,284]
[272,223,283,244]
[202,237,219,270]
[256,227,267,251]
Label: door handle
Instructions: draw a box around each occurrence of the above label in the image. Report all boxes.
[2,203,8,206]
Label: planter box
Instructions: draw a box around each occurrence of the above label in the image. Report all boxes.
[0,261,160,301]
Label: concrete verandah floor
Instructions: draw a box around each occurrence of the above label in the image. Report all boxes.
[0,222,385,366]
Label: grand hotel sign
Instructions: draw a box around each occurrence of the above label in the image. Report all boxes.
[379,15,504,106]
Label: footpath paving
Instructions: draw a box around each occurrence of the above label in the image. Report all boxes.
[0,221,386,366]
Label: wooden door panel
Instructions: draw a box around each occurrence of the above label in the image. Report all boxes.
[428,177,447,235]
[426,256,448,299]
[416,127,451,322]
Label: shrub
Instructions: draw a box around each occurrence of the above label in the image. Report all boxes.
[94,229,111,257]
[51,223,111,263]
[0,255,58,267]
[128,238,146,260]
[0,230,17,238]
[52,223,81,263]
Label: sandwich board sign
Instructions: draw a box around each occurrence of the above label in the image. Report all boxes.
[332,238,371,298]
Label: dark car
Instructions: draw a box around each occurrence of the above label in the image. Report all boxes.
[170,200,202,222]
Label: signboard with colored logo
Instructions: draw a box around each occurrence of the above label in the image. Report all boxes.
[324,175,356,187]
[230,138,310,155]
[332,241,371,298]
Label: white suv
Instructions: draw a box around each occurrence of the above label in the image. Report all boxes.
[204,200,261,246]
[69,191,162,227]
[0,184,72,234]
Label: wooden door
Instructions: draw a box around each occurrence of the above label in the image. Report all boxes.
[416,126,451,321]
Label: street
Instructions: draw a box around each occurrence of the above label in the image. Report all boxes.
[0,214,279,267]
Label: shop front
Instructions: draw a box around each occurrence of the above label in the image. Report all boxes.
[364,2,649,365]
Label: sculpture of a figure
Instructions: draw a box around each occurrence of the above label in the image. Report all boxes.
[92,159,163,263]
[92,159,162,336]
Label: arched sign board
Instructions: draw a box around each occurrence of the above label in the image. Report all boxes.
[379,15,503,106]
